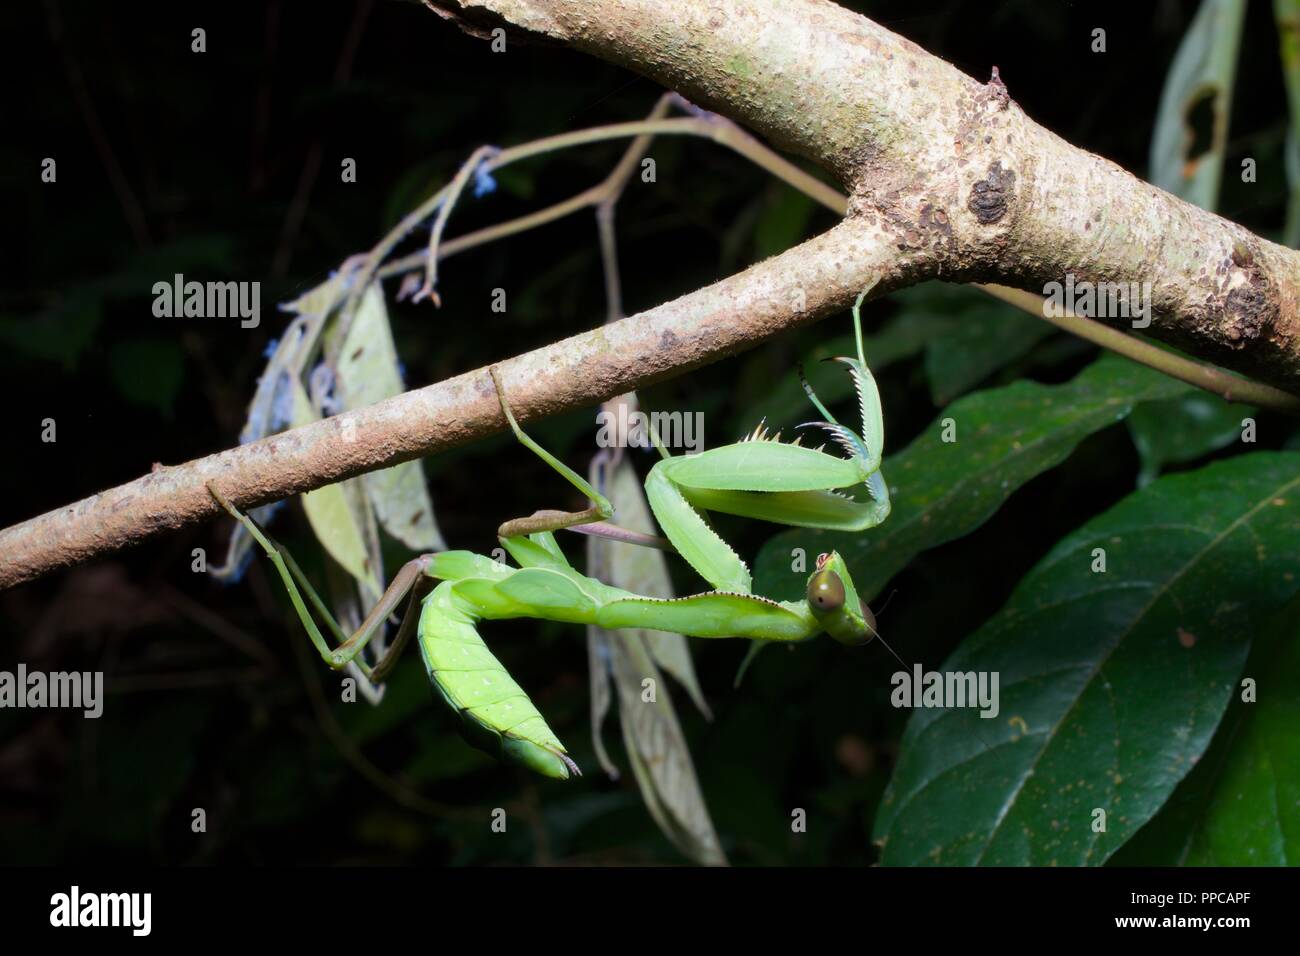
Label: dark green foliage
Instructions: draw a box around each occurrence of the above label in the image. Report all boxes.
[874,453,1300,864]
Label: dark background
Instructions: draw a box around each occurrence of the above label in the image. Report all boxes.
[0,0,1291,864]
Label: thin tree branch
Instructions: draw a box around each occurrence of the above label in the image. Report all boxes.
[368,104,1300,414]
[0,219,899,590]
[981,285,1300,410]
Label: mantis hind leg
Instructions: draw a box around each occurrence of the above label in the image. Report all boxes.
[489,365,615,537]
[208,483,431,680]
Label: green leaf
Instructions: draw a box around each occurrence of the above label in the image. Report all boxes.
[1149,0,1247,211]
[0,293,102,370]
[753,188,816,260]
[108,339,184,418]
[873,452,1300,865]
[335,284,445,552]
[1110,594,1300,865]
[881,282,1056,406]
[755,355,1188,605]
[289,378,382,597]
[924,303,1053,405]
[1275,0,1300,245]
[1127,392,1253,487]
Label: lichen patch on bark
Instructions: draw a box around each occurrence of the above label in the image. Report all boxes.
[1218,244,1278,348]
[967,160,1015,224]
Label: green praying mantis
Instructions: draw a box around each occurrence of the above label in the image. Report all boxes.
[210,289,892,780]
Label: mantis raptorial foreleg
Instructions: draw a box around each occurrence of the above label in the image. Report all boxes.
[490,287,889,609]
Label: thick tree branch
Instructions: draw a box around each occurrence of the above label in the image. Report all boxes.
[428,0,1300,390]
[0,220,898,590]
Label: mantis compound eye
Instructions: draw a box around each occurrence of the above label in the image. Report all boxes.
[808,568,846,611]
[861,600,877,636]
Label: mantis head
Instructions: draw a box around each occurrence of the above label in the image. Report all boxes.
[806,551,877,647]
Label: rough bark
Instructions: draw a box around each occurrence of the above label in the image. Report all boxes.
[429,0,1300,387]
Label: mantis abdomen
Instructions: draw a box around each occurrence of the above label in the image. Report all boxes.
[417,545,824,779]
[417,582,579,779]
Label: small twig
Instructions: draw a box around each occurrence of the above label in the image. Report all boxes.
[354,102,1300,413]
[414,144,501,306]
[337,116,767,348]
[378,184,607,279]
[981,285,1300,411]
[0,216,895,590]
